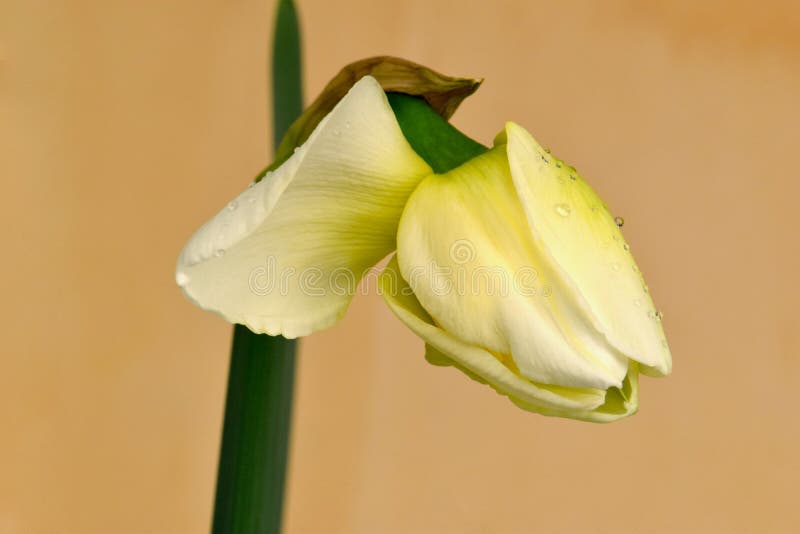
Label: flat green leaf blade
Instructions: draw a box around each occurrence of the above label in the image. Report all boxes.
[272,0,303,151]
[212,0,302,532]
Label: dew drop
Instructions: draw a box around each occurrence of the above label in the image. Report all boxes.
[176,272,190,287]
[569,174,576,181]
[623,243,630,251]
[556,163,562,168]
[214,249,226,258]
[614,216,625,227]
[545,147,551,154]
[634,299,642,307]
[227,201,238,211]
[643,285,650,294]
[554,203,571,217]
[655,310,664,320]
[541,155,549,164]
[611,263,621,272]
[293,146,299,153]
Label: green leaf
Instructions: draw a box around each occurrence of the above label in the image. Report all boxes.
[212,328,298,533]
[272,0,303,149]
[212,0,302,532]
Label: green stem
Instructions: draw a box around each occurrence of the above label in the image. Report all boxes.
[212,0,302,532]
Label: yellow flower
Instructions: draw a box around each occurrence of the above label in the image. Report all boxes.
[177,75,671,422]
[381,124,671,422]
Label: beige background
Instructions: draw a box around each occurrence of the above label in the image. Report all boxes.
[2,0,799,532]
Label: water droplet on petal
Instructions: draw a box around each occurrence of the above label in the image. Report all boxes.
[634,299,642,307]
[554,203,571,217]
[214,249,226,258]
[176,272,190,287]
[227,201,238,211]
[293,147,299,153]
[556,163,562,168]
[643,285,650,294]
[611,263,621,272]
[623,243,630,251]
[655,310,664,320]
[569,174,576,181]
[614,216,625,227]
[545,147,551,154]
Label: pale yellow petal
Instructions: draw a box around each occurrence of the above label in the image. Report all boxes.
[510,362,639,423]
[396,147,629,390]
[379,257,608,416]
[176,76,433,337]
[505,122,672,376]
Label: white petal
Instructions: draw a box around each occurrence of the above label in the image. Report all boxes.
[379,256,609,416]
[395,148,630,390]
[176,76,433,337]
[505,122,672,375]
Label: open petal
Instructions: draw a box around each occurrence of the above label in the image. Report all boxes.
[379,256,610,418]
[395,147,629,390]
[176,76,433,338]
[505,122,672,376]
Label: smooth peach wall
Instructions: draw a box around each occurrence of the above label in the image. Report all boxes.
[2,1,799,532]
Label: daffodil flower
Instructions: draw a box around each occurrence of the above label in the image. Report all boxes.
[177,75,671,422]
